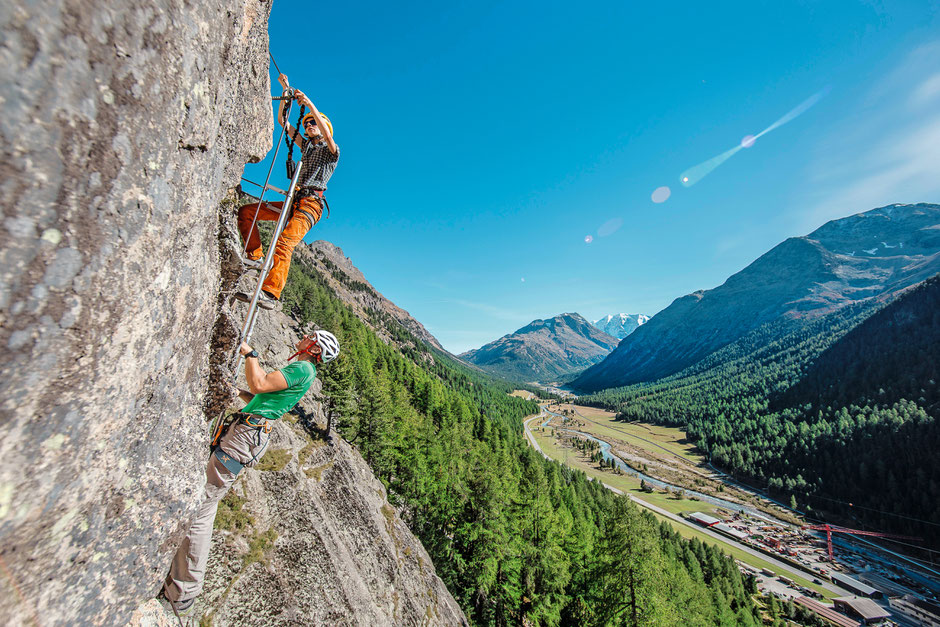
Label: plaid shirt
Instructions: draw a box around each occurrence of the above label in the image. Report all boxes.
[298,138,339,191]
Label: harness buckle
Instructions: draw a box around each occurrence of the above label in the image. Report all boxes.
[243,414,271,432]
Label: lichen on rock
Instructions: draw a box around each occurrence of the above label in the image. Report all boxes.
[0,0,272,624]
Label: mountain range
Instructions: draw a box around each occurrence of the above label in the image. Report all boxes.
[573,203,940,391]
[459,313,619,382]
[592,313,649,339]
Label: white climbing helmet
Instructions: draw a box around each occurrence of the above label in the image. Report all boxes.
[312,330,340,364]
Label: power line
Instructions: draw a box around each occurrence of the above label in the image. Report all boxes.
[804,492,940,529]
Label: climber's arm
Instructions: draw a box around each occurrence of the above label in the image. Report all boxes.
[240,343,289,394]
[293,90,338,155]
[277,74,303,148]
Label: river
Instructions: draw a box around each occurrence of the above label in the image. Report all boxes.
[540,413,779,522]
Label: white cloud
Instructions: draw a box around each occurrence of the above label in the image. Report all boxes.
[800,41,940,230]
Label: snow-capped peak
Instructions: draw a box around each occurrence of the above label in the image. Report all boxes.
[592,313,649,340]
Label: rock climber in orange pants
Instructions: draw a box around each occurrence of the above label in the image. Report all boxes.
[235,73,339,310]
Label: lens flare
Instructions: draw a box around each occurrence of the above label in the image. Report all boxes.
[584,235,593,243]
[651,186,671,203]
[598,217,624,237]
[679,87,830,187]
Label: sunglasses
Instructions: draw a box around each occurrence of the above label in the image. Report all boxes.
[303,119,318,128]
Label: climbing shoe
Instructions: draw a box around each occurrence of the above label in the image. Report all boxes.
[233,290,278,310]
[158,589,195,616]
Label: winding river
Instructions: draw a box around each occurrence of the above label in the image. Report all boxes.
[540,414,778,522]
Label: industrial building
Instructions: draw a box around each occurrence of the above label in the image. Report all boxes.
[833,596,891,624]
[831,572,882,599]
[713,522,748,541]
[688,512,720,527]
[889,595,940,626]
[794,596,860,627]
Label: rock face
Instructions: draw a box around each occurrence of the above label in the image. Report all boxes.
[0,4,467,622]
[0,1,273,624]
[574,204,940,391]
[460,312,620,382]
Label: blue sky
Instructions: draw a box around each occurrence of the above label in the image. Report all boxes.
[246,1,940,353]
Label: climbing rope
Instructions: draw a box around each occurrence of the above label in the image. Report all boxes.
[268,50,283,77]
[285,103,306,180]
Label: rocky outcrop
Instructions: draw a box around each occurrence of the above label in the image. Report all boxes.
[0,1,272,624]
[295,240,444,351]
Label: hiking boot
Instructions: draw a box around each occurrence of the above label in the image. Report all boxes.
[158,588,195,616]
[233,290,279,310]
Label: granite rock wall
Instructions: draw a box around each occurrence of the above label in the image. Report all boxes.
[0,1,272,623]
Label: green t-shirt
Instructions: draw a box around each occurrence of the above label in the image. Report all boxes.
[242,360,316,421]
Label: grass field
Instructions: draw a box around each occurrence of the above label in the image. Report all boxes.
[529,423,834,600]
[551,404,704,464]
[511,390,536,400]
[530,426,716,516]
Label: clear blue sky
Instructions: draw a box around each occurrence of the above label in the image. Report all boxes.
[245,1,940,353]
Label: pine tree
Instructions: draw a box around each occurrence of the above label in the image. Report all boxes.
[320,351,355,436]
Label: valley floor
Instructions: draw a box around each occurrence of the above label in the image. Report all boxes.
[520,406,842,601]
[522,400,940,625]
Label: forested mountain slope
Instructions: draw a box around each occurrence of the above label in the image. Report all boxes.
[278,241,760,625]
[574,204,940,391]
[295,240,444,351]
[580,275,940,547]
[460,312,620,382]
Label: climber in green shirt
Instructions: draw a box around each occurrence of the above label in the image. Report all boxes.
[161,330,340,615]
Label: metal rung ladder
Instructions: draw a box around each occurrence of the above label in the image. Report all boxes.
[232,93,305,378]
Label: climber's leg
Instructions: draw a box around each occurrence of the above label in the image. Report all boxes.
[237,201,285,260]
[164,422,271,603]
[163,456,233,603]
[260,196,322,300]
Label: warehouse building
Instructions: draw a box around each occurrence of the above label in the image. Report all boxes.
[833,596,891,624]
[713,522,748,541]
[794,596,860,627]
[888,595,940,627]
[688,512,720,527]
[831,572,882,599]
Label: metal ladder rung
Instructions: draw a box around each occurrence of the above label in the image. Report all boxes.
[240,177,289,197]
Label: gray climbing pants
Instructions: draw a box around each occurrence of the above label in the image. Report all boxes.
[164,420,271,603]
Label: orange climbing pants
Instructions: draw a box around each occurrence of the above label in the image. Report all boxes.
[237,196,322,299]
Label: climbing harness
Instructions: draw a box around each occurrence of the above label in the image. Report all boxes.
[209,413,272,476]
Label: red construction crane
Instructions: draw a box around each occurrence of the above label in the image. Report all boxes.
[802,523,922,561]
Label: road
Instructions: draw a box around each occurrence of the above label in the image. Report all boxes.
[522,409,852,598]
